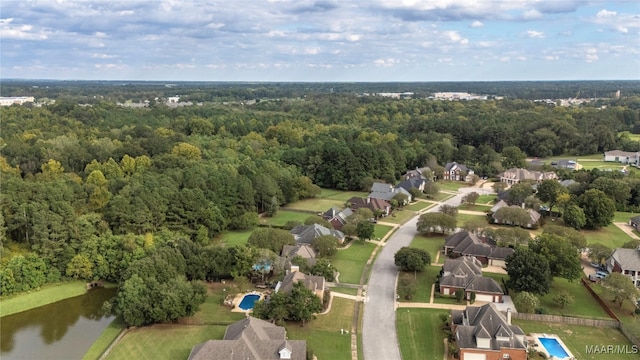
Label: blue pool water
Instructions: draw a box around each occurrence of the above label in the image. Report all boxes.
[539,337,570,358]
[238,294,260,310]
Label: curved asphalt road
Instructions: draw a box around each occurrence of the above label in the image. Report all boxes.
[362,189,478,360]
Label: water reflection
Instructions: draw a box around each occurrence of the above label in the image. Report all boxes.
[1,287,116,359]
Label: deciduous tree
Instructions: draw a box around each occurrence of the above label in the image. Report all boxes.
[506,248,551,295]
[602,272,639,308]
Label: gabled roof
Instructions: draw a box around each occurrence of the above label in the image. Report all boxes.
[395,177,426,193]
[444,231,513,260]
[605,150,639,157]
[451,303,526,352]
[188,317,307,360]
[630,215,640,224]
[499,168,557,181]
[277,271,325,294]
[290,224,344,245]
[490,200,508,213]
[466,276,503,294]
[491,206,541,226]
[445,162,470,172]
[371,182,393,193]
[347,197,390,213]
[610,248,640,271]
[403,166,431,179]
[281,244,316,260]
[323,207,353,230]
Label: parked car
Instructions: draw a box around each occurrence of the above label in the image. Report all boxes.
[596,271,609,279]
[590,262,601,268]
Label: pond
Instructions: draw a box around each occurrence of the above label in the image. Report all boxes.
[1,287,117,360]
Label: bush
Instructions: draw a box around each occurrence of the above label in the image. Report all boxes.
[455,289,464,303]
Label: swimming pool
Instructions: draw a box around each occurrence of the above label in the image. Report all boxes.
[238,294,261,310]
[539,337,570,358]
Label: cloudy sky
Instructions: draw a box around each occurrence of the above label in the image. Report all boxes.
[1,0,639,81]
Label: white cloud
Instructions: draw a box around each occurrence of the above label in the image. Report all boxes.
[373,58,398,67]
[523,9,542,20]
[597,10,617,18]
[525,30,544,38]
[471,21,483,28]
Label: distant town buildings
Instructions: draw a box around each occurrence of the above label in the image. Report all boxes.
[0,97,35,106]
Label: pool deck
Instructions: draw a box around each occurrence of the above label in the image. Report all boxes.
[530,333,575,360]
[230,291,265,313]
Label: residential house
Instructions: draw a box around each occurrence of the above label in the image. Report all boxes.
[490,201,541,229]
[347,196,391,217]
[629,216,640,232]
[451,303,527,360]
[369,182,413,203]
[498,168,557,185]
[439,257,504,303]
[604,150,640,166]
[321,207,353,230]
[402,166,432,180]
[290,224,345,245]
[275,267,325,301]
[395,177,426,194]
[444,231,514,267]
[281,244,317,268]
[188,317,306,360]
[444,162,474,182]
[606,247,640,288]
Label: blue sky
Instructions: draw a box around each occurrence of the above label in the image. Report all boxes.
[1,0,638,81]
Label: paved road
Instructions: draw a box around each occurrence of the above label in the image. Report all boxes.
[362,189,475,360]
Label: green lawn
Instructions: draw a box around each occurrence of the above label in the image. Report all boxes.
[217,229,252,247]
[457,204,492,212]
[590,283,640,340]
[433,294,464,305]
[373,224,393,240]
[319,188,369,202]
[83,317,126,360]
[285,198,346,212]
[286,297,354,360]
[456,213,487,228]
[189,282,247,324]
[396,308,448,360]
[436,181,470,192]
[384,209,420,224]
[513,319,634,360]
[430,192,455,201]
[399,265,440,303]
[259,210,311,226]
[614,211,640,223]
[404,201,434,212]
[476,194,496,205]
[333,242,377,284]
[105,325,228,360]
[330,287,359,296]
[583,223,633,249]
[410,234,445,264]
[513,278,610,319]
[1,280,88,317]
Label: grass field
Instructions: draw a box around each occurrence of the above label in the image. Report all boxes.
[475,194,497,205]
[216,229,252,247]
[83,318,126,360]
[436,181,470,192]
[284,189,368,212]
[456,213,487,228]
[1,280,88,317]
[404,201,434,212]
[333,241,377,284]
[590,283,640,340]
[105,325,228,360]
[583,223,633,249]
[399,265,440,303]
[319,188,369,202]
[614,211,640,223]
[330,287,359,296]
[513,319,634,360]
[383,209,420,224]
[457,204,492,212]
[619,131,640,142]
[285,297,354,360]
[259,210,311,226]
[373,224,393,240]
[530,278,611,319]
[409,234,445,264]
[396,308,448,360]
[188,282,247,324]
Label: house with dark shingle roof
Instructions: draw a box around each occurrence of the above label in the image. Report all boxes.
[347,196,391,216]
[451,303,526,360]
[395,177,426,194]
[402,166,432,180]
[188,317,306,360]
[369,182,412,203]
[290,224,345,245]
[607,247,640,288]
[444,231,514,268]
[439,257,504,303]
[443,162,474,182]
[281,244,317,268]
[275,269,325,301]
[321,207,353,230]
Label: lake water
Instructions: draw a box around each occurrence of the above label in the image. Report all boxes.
[1,287,117,360]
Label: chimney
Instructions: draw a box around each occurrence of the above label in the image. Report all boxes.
[506,308,512,325]
[290,265,299,273]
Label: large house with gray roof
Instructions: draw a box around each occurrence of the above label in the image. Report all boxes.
[439,257,504,303]
[607,247,640,288]
[444,231,514,268]
[290,224,345,245]
[188,317,306,360]
[369,182,412,203]
[281,244,317,268]
[498,168,557,185]
[275,268,325,301]
[451,303,527,360]
[321,207,353,230]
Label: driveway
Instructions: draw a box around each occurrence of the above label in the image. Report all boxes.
[362,191,469,360]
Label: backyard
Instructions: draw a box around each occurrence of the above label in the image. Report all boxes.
[285,189,368,212]
[259,210,312,227]
[589,282,640,340]
[583,223,635,249]
[396,308,448,360]
[514,319,635,360]
[216,229,252,247]
[332,241,377,284]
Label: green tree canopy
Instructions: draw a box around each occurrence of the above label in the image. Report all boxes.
[394,247,430,273]
[506,248,552,295]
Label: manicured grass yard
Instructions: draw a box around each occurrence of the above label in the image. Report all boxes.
[436,181,470,192]
[457,204,492,212]
[285,198,346,212]
[319,188,369,202]
[456,213,487,228]
[404,201,434,212]
[285,297,354,360]
[399,265,440,303]
[410,234,445,264]
[333,241,377,284]
[513,319,634,360]
[373,224,393,240]
[217,229,252,247]
[476,194,496,205]
[590,283,640,340]
[396,308,448,360]
[384,209,420,224]
[614,211,640,223]
[105,324,228,360]
[430,192,455,201]
[1,280,88,317]
[259,210,311,226]
[189,282,247,324]
[330,286,359,296]
[83,318,126,360]
[583,223,633,249]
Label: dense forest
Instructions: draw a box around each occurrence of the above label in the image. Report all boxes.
[1,81,640,325]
